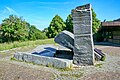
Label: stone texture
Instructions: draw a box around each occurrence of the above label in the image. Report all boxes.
[74,35,93,52]
[72,17,91,21]
[72,4,95,65]
[72,12,91,18]
[54,30,74,50]
[23,53,33,62]
[14,52,24,61]
[74,24,91,34]
[75,4,91,10]
[31,44,57,57]
[14,52,73,69]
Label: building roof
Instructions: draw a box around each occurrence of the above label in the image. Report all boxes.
[114,18,120,21]
[102,21,120,27]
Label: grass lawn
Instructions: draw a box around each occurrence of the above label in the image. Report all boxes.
[0,38,55,51]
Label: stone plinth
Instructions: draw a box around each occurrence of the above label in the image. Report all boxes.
[72,4,94,65]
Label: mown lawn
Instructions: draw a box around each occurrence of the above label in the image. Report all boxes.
[0,38,55,51]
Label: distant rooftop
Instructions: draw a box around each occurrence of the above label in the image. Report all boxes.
[102,22,120,26]
[114,18,120,21]
[102,18,120,27]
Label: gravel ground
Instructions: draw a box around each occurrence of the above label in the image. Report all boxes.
[0,46,55,80]
[0,42,120,80]
[0,61,55,80]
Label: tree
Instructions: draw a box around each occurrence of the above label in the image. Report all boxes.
[47,15,66,38]
[1,15,30,42]
[65,14,73,33]
[42,28,48,35]
[29,25,47,40]
[92,8,101,34]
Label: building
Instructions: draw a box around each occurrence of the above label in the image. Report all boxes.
[101,19,120,44]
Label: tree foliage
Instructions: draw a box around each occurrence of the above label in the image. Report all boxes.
[46,15,66,38]
[1,15,30,42]
[65,14,73,33]
[92,8,101,34]
[0,15,47,43]
[29,25,47,40]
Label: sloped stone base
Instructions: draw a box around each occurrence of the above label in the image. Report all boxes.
[14,52,73,69]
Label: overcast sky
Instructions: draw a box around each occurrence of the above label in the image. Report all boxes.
[0,0,120,30]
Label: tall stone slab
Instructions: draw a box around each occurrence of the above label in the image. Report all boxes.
[72,4,94,65]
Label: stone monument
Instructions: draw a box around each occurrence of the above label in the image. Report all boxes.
[13,4,105,69]
[72,4,95,65]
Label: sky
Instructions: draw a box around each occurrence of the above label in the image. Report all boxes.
[0,0,120,30]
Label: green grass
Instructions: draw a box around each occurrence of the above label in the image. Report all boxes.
[95,63,103,68]
[57,67,72,71]
[0,38,55,51]
[101,56,106,61]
